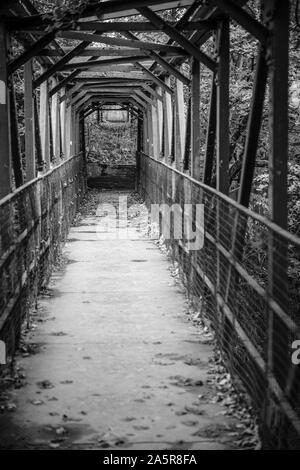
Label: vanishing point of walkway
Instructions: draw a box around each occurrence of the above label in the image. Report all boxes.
[0,191,245,450]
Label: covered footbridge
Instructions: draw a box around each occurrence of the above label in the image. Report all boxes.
[0,0,299,449]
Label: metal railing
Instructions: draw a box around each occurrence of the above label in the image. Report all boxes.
[0,153,85,359]
[139,151,300,449]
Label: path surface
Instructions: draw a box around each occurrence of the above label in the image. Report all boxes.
[0,191,243,450]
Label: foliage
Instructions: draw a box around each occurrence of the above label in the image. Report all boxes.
[85,117,137,165]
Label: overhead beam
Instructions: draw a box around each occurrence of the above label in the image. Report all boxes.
[149,0,204,73]
[155,1,249,73]
[74,77,150,83]
[33,40,94,89]
[4,1,195,29]
[123,31,190,86]
[37,48,188,58]
[130,95,148,110]
[211,0,268,44]
[57,31,186,53]
[67,65,142,73]
[60,55,153,71]
[72,88,139,99]
[0,0,18,17]
[137,6,216,71]
[78,84,146,93]
[135,62,173,95]
[148,49,190,86]
[60,83,82,103]
[8,31,56,74]
[49,45,133,97]
[49,70,78,97]
[15,20,215,33]
[142,84,163,102]
[135,89,156,106]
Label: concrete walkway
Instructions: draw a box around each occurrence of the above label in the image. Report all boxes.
[0,191,242,450]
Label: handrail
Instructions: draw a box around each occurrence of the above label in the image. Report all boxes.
[141,152,300,248]
[0,153,83,209]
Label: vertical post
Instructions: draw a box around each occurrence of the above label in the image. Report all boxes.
[266,2,289,232]
[183,96,191,171]
[24,59,35,181]
[215,17,230,363]
[65,102,72,159]
[51,78,61,161]
[163,78,172,162]
[147,105,153,156]
[79,112,85,154]
[39,79,50,170]
[191,59,201,180]
[71,108,76,156]
[136,112,143,191]
[238,50,268,207]
[174,77,185,169]
[0,23,11,197]
[203,76,216,185]
[34,93,43,172]
[151,102,159,159]
[157,88,163,157]
[75,111,80,154]
[216,18,230,195]
[143,110,148,153]
[137,112,143,154]
[48,97,54,163]
[263,0,290,444]
[60,87,66,158]
[9,77,23,187]
[171,98,176,162]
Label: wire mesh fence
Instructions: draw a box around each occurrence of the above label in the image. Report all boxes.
[139,152,300,449]
[0,153,85,361]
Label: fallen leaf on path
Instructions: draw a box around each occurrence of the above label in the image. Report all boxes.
[184,405,204,416]
[49,443,60,449]
[182,420,199,427]
[122,416,136,422]
[6,403,17,412]
[36,380,54,389]
[169,375,203,387]
[31,399,44,406]
[133,425,149,431]
[56,427,67,435]
[50,332,67,336]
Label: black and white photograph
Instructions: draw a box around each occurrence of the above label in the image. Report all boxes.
[0,0,299,457]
